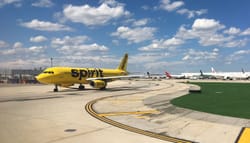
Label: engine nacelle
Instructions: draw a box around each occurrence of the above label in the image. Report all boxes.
[89,80,106,89]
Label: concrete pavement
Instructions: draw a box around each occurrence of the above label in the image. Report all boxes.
[0,80,249,143]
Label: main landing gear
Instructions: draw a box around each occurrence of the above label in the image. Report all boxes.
[54,85,58,92]
[78,84,85,90]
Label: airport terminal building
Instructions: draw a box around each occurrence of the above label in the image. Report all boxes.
[0,68,43,84]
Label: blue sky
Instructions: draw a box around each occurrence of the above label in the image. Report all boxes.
[0,0,250,73]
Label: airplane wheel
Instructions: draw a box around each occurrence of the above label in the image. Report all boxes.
[54,88,58,92]
[79,85,85,90]
[54,85,58,92]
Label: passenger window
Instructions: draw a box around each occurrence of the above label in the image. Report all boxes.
[43,71,54,74]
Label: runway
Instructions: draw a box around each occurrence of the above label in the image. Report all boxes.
[0,80,249,143]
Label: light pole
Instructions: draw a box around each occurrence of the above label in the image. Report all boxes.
[50,57,53,67]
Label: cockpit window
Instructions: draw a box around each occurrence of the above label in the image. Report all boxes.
[43,71,54,74]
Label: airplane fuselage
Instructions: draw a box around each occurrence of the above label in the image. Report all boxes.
[37,67,127,86]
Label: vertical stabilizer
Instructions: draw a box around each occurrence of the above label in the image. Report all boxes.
[242,68,245,74]
[165,72,172,78]
[200,70,204,76]
[117,53,128,71]
[211,67,216,73]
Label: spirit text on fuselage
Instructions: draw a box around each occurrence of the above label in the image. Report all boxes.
[71,68,104,80]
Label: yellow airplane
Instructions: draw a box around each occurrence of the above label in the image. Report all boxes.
[36,53,139,92]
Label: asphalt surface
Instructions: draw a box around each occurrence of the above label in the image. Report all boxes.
[0,80,249,143]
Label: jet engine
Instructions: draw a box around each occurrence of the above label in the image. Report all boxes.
[89,80,106,89]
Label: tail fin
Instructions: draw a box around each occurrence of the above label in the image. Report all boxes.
[117,53,128,71]
[200,70,203,76]
[211,67,216,73]
[242,68,245,74]
[165,72,172,78]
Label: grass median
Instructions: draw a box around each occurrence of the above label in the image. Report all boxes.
[171,82,250,119]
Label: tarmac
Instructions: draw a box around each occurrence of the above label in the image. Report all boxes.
[0,80,250,143]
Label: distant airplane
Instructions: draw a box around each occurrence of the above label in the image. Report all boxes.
[36,53,141,92]
[146,72,166,79]
[201,67,250,80]
[180,72,201,79]
[165,72,185,79]
[199,70,216,79]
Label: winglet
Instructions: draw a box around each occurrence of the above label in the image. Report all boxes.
[117,53,128,71]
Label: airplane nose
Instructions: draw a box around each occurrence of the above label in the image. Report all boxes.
[35,75,42,82]
[35,74,48,84]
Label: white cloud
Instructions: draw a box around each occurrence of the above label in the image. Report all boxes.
[63,1,130,26]
[0,58,49,69]
[160,0,184,11]
[175,18,248,48]
[241,28,250,35]
[177,8,207,19]
[129,52,185,72]
[213,48,219,52]
[223,27,241,35]
[1,43,46,57]
[177,25,231,47]
[111,26,156,43]
[0,39,109,69]
[30,35,47,43]
[143,61,184,72]
[20,19,73,31]
[226,50,250,64]
[159,0,207,19]
[52,54,120,68]
[132,18,149,27]
[224,38,248,48]
[51,35,89,47]
[99,0,120,6]
[0,42,23,55]
[192,18,225,30]
[182,49,218,62]
[139,37,184,51]
[28,46,44,54]
[51,35,108,56]
[13,42,23,48]
[32,0,53,8]
[56,44,108,56]
[198,34,233,46]
[141,5,150,10]
[0,40,9,48]
[0,0,20,7]
[163,37,184,46]
[130,53,168,64]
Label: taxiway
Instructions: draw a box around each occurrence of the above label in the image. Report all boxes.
[0,80,249,143]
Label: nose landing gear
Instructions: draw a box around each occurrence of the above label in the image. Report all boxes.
[54,85,58,92]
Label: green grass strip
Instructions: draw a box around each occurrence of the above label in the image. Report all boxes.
[171,82,250,119]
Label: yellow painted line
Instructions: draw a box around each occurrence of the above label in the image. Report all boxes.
[236,127,250,143]
[85,96,194,143]
[97,110,160,117]
[135,115,150,119]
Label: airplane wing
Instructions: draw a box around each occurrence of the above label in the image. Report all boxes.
[86,75,144,81]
